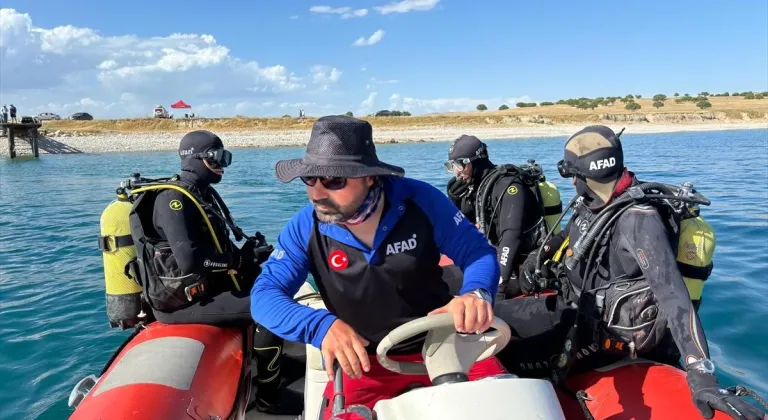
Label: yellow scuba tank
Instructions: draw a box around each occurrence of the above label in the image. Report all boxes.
[676,216,715,309]
[537,180,563,234]
[99,190,144,329]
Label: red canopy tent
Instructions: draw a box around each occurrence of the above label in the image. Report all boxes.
[171,100,191,109]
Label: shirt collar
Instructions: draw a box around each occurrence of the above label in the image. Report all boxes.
[317,176,409,253]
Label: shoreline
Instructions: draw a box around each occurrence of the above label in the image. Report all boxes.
[2,121,767,157]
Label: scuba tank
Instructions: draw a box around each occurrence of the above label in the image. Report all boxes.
[674,182,715,310]
[99,187,144,329]
[520,160,563,236]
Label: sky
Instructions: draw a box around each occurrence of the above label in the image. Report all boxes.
[0,0,766,118]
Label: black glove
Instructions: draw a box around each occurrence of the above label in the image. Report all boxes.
[519,256,556,295]
[519,263,538,295]
[241,233,274,268]
[687,370,767,420]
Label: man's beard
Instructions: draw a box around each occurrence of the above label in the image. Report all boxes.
[312,197,365,224]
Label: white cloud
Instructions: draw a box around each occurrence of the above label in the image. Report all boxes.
[0,8,343,118]
[290,15,299,20]
[370,77,400,85]
[392,95,533,114]
[374,0,440,14]
[310,6,368,19]
[311,65,342,90]
[353,30,385,47]
[360,66,367,72]
[389,93,401,109]
[359,92,378,114]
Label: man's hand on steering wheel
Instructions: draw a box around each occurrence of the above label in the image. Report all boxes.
[321,319,371,381]
[429,292,494,334]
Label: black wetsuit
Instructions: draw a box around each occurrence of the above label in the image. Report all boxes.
[448,161,543,297]
[145,132,303,414]
[150,171,253,326]
[494,184,710,377]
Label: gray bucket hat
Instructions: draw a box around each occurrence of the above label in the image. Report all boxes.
[275,115,405,182]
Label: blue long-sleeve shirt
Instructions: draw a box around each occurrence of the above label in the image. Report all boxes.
[250,176,499,349]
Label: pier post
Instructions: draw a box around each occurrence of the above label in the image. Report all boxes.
[8,128,15,159]
[32,128,39,158]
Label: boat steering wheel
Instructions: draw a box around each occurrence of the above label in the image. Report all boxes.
[375,313,512,384]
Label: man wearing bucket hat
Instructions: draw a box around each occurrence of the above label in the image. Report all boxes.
[250,115,508,417]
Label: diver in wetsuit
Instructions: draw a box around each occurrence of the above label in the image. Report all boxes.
[133,130,303,415]
[494,125,766,420]
[445,135,555,298]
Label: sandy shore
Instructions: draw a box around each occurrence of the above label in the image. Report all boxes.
[2,121,767,157]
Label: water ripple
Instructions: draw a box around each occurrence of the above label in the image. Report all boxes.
[1,129,767,419]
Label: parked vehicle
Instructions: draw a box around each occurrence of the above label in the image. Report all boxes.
[153,105,171,119]
[70,112,94,121]
[37,112,61,120]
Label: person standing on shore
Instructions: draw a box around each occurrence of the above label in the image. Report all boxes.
[9,104,17,123]
[1,105,8,124]
[444,135,563,299]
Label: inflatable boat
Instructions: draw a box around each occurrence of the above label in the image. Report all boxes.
[68,264,735,420]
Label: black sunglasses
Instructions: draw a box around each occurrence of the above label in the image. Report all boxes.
[193,148,232,169]
[300,176,348,190]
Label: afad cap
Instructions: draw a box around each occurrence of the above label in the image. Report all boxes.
[448,135,487,161]
[560,125,625,182]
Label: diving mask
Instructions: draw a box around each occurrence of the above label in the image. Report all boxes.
[557,159,587,179]
[443,156,479,173]
[192,148,232,169]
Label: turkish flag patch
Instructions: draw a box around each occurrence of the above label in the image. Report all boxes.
[328,249,349,271]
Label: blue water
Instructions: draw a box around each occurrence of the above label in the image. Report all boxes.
[1,129,767,419]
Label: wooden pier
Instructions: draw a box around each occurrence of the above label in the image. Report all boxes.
[1,122,42,158]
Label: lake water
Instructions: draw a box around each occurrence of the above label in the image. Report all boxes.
[1,128,767,419]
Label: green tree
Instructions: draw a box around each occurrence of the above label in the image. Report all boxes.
[697,100,712,109]
[722,92,730,96]
[345,111,354,117]
[576,101,591,110]
[636,95,643,99]
[744,93,755,99]
[674,93,680,97]
[477,104,488,111]
[699,92,710,97]
[653,101,664,108]
[756,94,765,100]
[653,94,667,101]
[498,104,510,110]
[625,102,642,111]
[540,101,555,106]
[674,98,684,104]
[402,111,412,116]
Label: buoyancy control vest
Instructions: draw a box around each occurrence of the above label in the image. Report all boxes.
[535,181,716,389]
[544,181,715,355]
[475,160,563,248]
[99,173,248,327]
